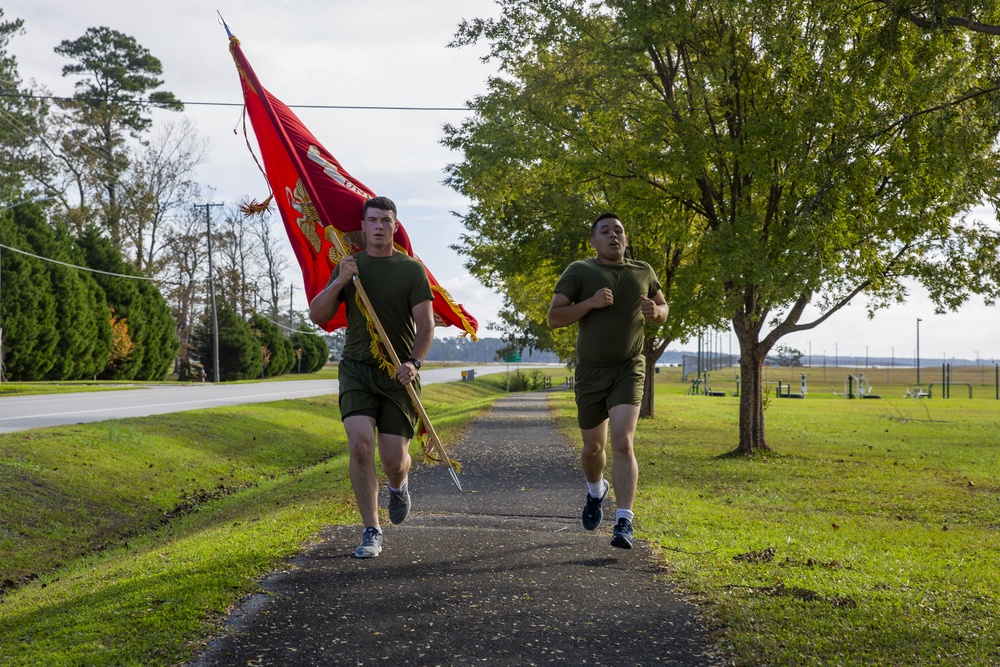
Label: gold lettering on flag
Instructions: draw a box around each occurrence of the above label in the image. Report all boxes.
[307,146,368,197]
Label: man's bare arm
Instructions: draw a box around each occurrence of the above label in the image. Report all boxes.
[309,256,356,325]
[547,289,614,328]
[640,290,669,324]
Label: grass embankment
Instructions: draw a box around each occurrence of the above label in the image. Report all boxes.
[0,377,507,666]
[553,367,1000,666]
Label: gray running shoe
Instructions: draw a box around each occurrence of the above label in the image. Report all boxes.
[388,483,411,524]
[581,479,610,530]
[354,527,383,558]
[611,517,634,549]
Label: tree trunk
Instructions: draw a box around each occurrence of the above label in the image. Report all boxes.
[640,335,668,419]
[641,349,656,418]
[737,345,770,455]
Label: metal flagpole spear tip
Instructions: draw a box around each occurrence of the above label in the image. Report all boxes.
[217,11,234,38]
[448,466,463,492]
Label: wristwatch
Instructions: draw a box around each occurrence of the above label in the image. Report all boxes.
[407,357,422,370]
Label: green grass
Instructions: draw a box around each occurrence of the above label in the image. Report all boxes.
[6,366,996,665]
[0,379,506,667]
[551,369,1000,666]
[0,382,154,396]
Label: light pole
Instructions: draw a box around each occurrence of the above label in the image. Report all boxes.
[0,196,57,385]
[194,203,224,383]
[916,318,922,385]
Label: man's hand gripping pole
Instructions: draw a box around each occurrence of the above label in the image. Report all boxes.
[329,237,462,492]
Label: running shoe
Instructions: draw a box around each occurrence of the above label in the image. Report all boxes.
[611,517,634,549]
[388,483,411,524]
[354,527,383,558]
[581,479,610,530]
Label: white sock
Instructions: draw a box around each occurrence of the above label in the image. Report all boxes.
[388,478,408,493]
[616,509,634,523]
[587,478,607,498]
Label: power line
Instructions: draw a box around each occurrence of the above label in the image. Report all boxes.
[0,241,325,333]
[0,91,471,112]
[257,313,325,337]
[0,242,176,283]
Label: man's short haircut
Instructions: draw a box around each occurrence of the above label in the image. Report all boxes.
[591,212,621,235]
[363,196,397,219]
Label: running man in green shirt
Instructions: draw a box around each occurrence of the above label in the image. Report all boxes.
[310,196,434,558]
[547,213,669,548]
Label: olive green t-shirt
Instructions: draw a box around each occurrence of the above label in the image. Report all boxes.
[333,251,434,365]
[553,257,661,365]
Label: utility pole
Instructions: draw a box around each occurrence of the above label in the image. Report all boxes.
[288,284,296,329]
[194,203,224,383]
[916,318,922,385]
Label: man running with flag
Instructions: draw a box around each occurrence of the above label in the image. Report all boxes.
[310,196,433,558]
[226,26,475,556]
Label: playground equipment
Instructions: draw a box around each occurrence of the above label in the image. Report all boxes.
[904,364,975,399]
[776,374,807,399]
[703,374,726,397]
[687,373,726,396]
[836,373,881,399]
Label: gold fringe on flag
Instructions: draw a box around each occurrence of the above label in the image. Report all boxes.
[431,284,479,341]
[239,194,274,217]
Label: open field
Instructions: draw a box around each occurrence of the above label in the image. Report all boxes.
[551,368,1000,665]
[687,363,1000,401]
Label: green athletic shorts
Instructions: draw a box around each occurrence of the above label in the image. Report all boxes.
[338,357,419,438]
[574,357,645,430]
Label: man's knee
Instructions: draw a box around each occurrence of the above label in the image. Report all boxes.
[610,436,635,457]
[349,438,376,464]
[378,435,411,472]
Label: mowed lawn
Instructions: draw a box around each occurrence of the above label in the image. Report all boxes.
[550,366,1000,666]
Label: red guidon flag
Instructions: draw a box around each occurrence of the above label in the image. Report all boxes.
[227,32,478,338]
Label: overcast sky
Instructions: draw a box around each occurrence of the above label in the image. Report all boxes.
[5,0,1000,362]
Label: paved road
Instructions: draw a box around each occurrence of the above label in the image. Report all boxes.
[190,393,722,667]
[0,364,554,433]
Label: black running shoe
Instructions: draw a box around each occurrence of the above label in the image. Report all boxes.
[388,483,411,524]
[611,517,634,549]
[581,479,609,530]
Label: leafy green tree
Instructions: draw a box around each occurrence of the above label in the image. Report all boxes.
[76,226,177,380]
[290,326,328,374]
[249,313,294,378]
[54,26,183,246]
[448,0,1000,453]
[0,12,50,202]
[445,3,721,418]
[13,206,111,379]
[193,301,262,382]
[0,204,58,379]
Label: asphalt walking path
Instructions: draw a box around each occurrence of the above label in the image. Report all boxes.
[191,392,722,666]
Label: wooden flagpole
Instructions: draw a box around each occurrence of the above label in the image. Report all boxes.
[222,19,460,490]
[330,235,462,492]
